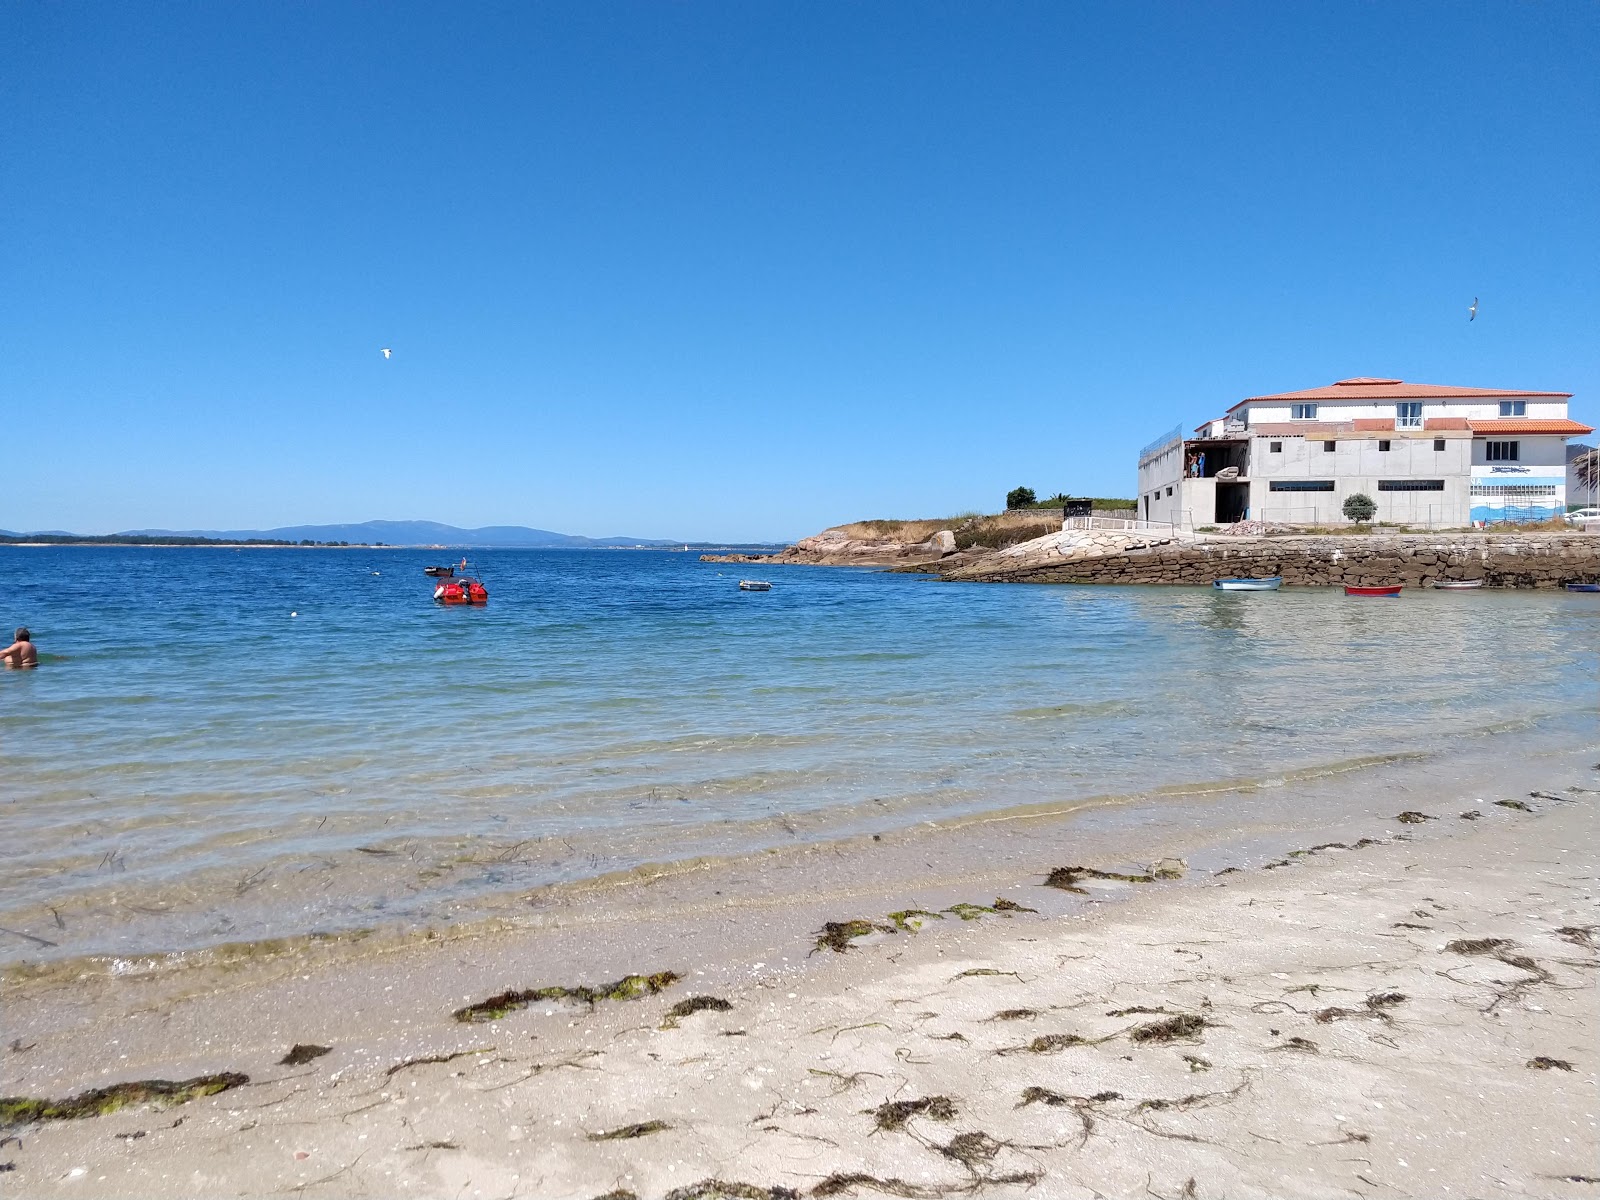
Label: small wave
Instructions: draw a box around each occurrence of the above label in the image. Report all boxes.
[1010,700,1135,721]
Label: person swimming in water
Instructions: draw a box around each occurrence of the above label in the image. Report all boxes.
[2,627,38,669]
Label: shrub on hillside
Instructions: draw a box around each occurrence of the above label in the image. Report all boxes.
[1006,487,1037,510]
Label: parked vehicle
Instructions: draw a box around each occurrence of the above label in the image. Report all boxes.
[1564,508,1600,526]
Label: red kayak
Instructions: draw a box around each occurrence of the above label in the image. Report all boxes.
[1345,585,1402,597]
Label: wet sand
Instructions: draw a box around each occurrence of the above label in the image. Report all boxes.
[2,757,1596,1198]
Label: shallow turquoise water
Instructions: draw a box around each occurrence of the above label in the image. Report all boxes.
[1,546,1596,959]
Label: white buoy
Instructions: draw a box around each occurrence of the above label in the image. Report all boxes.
[290,611,298,617]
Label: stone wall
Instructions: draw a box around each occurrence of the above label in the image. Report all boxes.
[946,531,1600,589]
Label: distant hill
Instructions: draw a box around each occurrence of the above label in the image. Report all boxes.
[3,521,680,548]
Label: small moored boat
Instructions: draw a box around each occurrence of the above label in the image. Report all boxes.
[1212,576,1281,591]
[1345,585,1402,597]
[1432,580,1483,590]
[738,580,772,592]
[1566,582,1600,593]
[430,558,487,605]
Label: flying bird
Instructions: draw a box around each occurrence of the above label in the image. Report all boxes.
[1468,298,1478,322]
[381,347,392,359]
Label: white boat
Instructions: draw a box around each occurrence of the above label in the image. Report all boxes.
[738,580,772,592]
[1432,580,1484,590]
[1212,576,1282,591]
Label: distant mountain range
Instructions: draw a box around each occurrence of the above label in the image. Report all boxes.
[3,520,682,548]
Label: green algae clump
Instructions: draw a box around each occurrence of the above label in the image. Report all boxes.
[1,1072,248,1127]
[886,909,943,932]
[453,971,680,1023]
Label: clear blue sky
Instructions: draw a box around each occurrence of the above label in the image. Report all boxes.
[4,3,1596,541]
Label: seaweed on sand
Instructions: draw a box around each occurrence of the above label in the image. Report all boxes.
[1527,1057,1574,1071]
[933,899,1036,921]
[586,1119,671,1141]
[1314,992,1408,1023]
[1129,1014,1209,1044]
[989,898,1037,913]
[887,910,943,932]
[812,1170,1040,1198]
[0,1073,248,1127]
[1042,866,1156,894]
[1315,992,1408,1023]
[1016,1087,1123,1148]
[1446,938,1513,956]
[1395,811,1434,824]
[870,1095,956,1132]
[279,1044,331,1066]
[814,920,892,954]
[662,1183,802,1200]
[453,971,680,1023]
[816,899,1035,954]
[996,1032,1089,1056]
[1495,799,1534,812]
[661,995,734,1029]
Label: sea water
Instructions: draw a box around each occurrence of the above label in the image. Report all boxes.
[1,546,1595,963]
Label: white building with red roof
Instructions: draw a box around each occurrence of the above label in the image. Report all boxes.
[1137,377,1591,529]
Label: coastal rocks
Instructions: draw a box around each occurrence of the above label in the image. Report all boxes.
[705,526,961,567]
[944,532,1600,589]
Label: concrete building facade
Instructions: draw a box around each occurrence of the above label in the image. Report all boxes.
[1138,377,1591,528]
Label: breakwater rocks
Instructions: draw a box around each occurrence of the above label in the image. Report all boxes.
[941,529,1600,588]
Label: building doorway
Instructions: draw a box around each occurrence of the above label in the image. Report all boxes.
[1216,483,1249,524]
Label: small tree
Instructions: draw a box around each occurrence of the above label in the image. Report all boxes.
[1006,486,1037,510]
[1342,492,1376,523]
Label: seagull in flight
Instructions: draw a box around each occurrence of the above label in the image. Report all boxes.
[1468,298,1478,322]
[381,347,392,359]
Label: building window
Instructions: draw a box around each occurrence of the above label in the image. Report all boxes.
[1378,440,1392,452]
[1433,438,1446,451]
[1378,479,1445,491]
[1269,441,1282,453]
[1486,440,1520,462]
[1165,487,1173,497]
[1323,440,1336,452]
[1471,483,1557,497]
[1499,400,1526,417]
[1291,404,1317,420]
[1269,480,1336,492]
[1397,402,1423,429]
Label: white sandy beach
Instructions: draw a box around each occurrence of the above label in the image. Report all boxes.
[3,756,1597,1199]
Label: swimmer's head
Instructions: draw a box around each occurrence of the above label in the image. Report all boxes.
[15,627,29,642]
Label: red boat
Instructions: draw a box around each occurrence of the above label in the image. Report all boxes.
[429,559,488,605]
[1345,585,1402,597]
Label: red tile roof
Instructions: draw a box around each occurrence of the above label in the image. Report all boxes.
[1465,418,1594,435]
[1227,378,1571,412]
